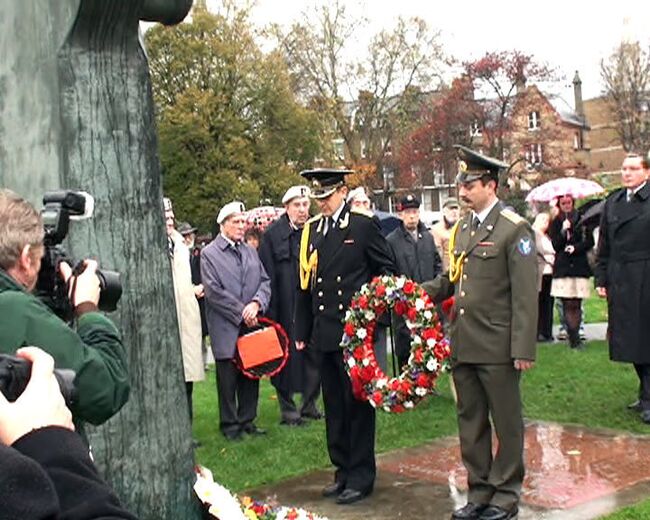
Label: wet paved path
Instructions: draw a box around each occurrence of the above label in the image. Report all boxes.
[249,421,650,519]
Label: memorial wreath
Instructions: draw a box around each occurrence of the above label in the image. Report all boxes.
[341,275,451,413]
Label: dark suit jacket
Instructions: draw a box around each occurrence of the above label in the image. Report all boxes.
[548,210,593,279]
[595,183,650,363]
[295,204,396,352]
[386,221,442,282]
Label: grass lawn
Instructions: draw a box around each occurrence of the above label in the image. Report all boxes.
[193,341,648,502]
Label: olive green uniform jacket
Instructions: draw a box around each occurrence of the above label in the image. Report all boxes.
[0,270,130,425]
[422,205,538,363]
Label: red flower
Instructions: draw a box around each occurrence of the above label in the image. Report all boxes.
[375,284,386,297]
[414,348,424,363]
[358,295,369,309]
[389,379,400,391]
[400,380,412,394]
[394,300,407,316]
[360,365,376,383]
[406,307,418,321]
[403,280,415,295]
[441,296,455,317]
[344,322,355,337]
[392,404,405,413]
[372,391,383,405]
[416,373,430,388]
[353,348,365,361]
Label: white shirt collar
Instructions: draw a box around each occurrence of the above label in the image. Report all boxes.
[629,181,647,197]
[221,234,238,248]
[474,198,500,224]
[331,201,346,223]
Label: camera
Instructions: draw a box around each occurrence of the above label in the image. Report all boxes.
[0,354,76,406]
[35,190,122,321]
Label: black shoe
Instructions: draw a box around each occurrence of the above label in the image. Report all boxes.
[223,429,243,441]
[242,424,267,436]
[336,488,370,505]
[301,411,324,420]
[641,410,650,425]
[479,505,518,520]
[452,503,488,520]
[280,417,306,427]
[628,400,642,412]
[322,482,345,498]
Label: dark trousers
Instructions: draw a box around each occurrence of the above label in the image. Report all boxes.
[634,364,650,411]
[320,349,376,492]
[537,274,554,340]
[276,346,322,420]
[215,360,259,435]
[185,382,193,423]
[453,363,524,511]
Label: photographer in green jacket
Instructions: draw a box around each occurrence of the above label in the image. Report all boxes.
[0,189,130,426]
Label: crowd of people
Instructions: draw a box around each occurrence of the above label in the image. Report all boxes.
[0,145,648,519]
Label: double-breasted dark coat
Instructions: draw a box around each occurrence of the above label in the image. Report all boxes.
[548,210,593,279]
[295,203,395,493]
[258,214,304,393]
[595,184,650,364]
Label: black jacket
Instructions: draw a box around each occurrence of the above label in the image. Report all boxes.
[295,205,396,352]
[549,210,593,279]
[0,427,137,520]
[386,221,442,282]
[595,184,650,363]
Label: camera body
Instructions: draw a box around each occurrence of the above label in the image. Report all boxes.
[0,354,76,406]
[35,191,122,321]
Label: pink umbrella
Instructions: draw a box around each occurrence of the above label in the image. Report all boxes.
[525,177,604,203]
[244,206,285,231]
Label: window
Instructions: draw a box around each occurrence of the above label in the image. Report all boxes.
[381,138,392,157]
[332,138,345,160]
[525,143,543,168]
[360,139,368,159]
[528,111,540,130]
[470,121,482,137]
[573,131,583,150]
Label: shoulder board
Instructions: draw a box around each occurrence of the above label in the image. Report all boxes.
[306,213,322,225]
[350,207,374,218]
[500,208,525,225]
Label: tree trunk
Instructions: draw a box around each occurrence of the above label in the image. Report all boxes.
[0,1,200,518]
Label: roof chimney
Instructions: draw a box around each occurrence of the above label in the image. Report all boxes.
[573,70,584,117]
[515,74,526,94]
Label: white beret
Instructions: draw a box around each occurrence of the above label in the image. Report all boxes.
[217,201,246,224]
[282,185,311,205]
[346,186,369,203]
[163,197,173,211]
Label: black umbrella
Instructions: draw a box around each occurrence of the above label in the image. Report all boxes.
[373,210,401,237]
[577,198,605,228]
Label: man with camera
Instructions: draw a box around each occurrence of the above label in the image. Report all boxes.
[0,346,137,519]
[0,189,130,427]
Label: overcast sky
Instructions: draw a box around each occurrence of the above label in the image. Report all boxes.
[204,0,649,103]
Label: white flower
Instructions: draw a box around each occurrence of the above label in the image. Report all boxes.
[386,288,394,297]
[347,357,356,368]
[404,401,414,409]
[383,405,391,412]
[412,335,422,345]
[424,310,433,320]
[365,310,376,321]
[356,328,367,340]
[426,358,439,372]
[376,378,388,389]
[415,387,427,396]
[426,338,436,348]
[396,277,405,289]
[362,358,370,367]
[415,298,425,310]
[345,310,352,321]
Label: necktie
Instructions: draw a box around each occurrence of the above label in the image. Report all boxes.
[627,190,633,202]
[231,243,242,262]
[167,236,174,258]
[472,215,480,231]
[324,216,334,236]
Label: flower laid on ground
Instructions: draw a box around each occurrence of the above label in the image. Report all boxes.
[341,275,451,413]
[194,466,328,520]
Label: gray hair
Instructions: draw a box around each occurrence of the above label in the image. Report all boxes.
[0,189,44,270]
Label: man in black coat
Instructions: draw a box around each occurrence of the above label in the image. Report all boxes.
[596,152,650,424]
[386,194,442,368]
[259,185,322,426]
[295,169,396,505]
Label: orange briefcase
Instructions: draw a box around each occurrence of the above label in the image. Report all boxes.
[236,326,284,369]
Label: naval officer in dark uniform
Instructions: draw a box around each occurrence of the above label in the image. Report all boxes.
[295,168,395,505]
[422,146,537,520]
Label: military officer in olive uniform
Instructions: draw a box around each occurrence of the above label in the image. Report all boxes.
[295,169,396,505]
[422,146,537,520]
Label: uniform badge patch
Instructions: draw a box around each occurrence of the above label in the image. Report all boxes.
[517,237,532,256]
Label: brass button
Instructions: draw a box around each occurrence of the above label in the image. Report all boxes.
[337,290,342,296]
[317,277,322,283]
[459,308,465,315]
[463,258,468,264]
[338,304,343,310]
[463,274,468,280]
[336,276,341,282]
[460,291,466,297]
[318,291,323,297]
[482,251,487,256]
[319,305,324,311]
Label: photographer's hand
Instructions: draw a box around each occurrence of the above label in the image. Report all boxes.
[59,260,101,310]
[0,347,74,446]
